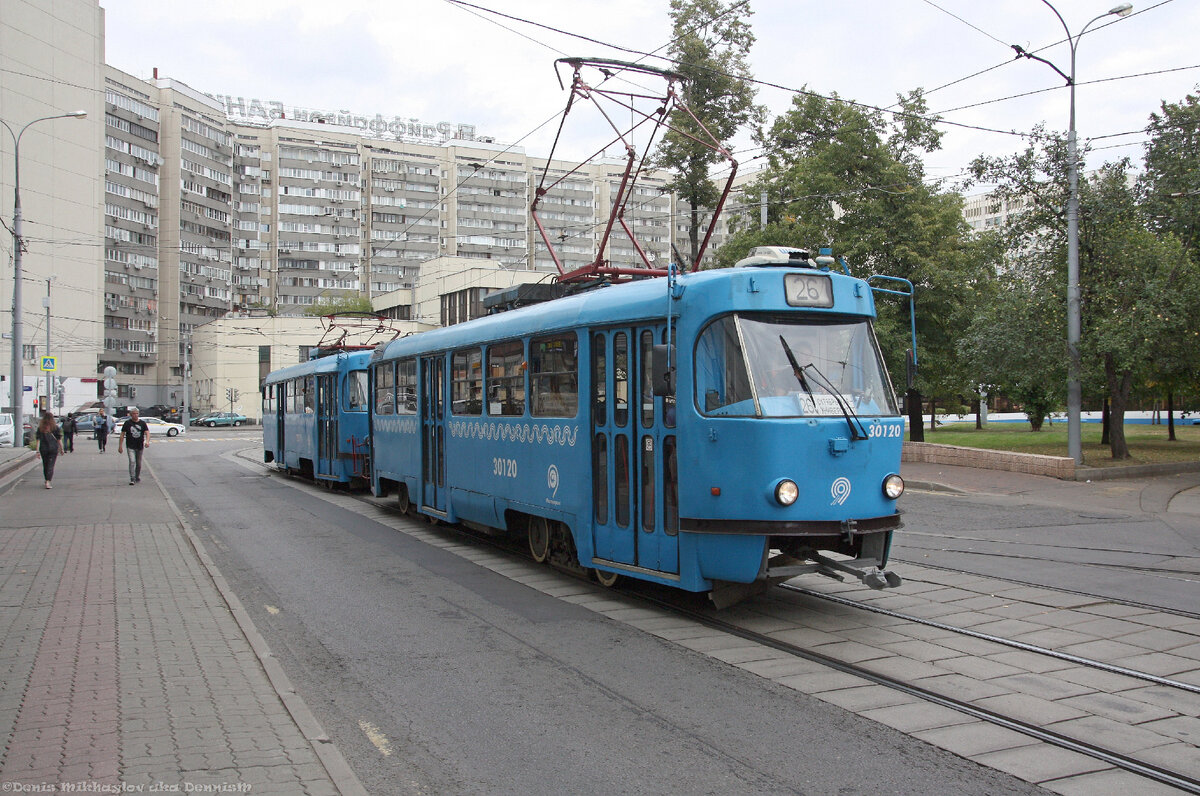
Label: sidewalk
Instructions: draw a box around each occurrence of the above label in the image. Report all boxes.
[0,445,364,794]
[903,458,1200,515]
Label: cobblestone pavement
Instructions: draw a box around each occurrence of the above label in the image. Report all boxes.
[0,446,362,794]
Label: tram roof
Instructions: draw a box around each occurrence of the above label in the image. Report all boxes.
[263,347,373,384]
[375,265,872,362]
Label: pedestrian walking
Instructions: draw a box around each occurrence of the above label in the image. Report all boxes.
[117,407,150,485]
[96,408,113,452]
[62,412,76,452]
[36,412,64,489]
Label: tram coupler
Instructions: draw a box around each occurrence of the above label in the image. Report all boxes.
[809,553,901,590]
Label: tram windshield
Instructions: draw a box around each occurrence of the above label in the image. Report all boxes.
[695,313,899,418]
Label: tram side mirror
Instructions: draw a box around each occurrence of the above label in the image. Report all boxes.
[652,344,675,397]
[905,348,917,391]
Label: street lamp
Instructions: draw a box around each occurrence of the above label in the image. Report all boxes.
[3,110,87,445]
[1012,2,1132,466]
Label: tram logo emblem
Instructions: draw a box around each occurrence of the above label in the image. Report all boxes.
[547,464,560,498]
[830,477,852,506]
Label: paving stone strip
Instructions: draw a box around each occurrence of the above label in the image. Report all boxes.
[0,457,360,795]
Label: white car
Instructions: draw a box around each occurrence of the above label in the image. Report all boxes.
[137,416,186,437]
[0,413,13,447]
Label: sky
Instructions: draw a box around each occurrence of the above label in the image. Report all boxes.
[100,0,1200,195]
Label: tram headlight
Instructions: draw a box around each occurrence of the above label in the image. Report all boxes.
[882,473,905,500]
[774,479,799,506]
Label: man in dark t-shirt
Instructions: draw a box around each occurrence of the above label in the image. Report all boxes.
[117,407,150,484]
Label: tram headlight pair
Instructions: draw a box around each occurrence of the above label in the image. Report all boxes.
[774,479,799,506]
[883,473,905,500]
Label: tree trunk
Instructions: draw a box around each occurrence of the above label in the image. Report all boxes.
[907,389,924,442]
[973,397,982,430]
[1168,391,1177,441]
[928,397,937,432]
[689,206,701,267]
[1104,353,1133,460]
[1101,398,1110,446]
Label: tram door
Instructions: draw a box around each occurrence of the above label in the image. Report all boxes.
[590,328,679,574]
[275,384,285,459]
[316,373,338,477]
[420,355,446,513]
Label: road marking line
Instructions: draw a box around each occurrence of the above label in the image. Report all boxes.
[358,719,393,756]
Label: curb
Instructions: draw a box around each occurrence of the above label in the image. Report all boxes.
[1076,460,1200,481]
[149,466,369,796]
[0,449,36,481]
[904,479,969,495]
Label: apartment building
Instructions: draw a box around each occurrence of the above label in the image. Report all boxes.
[1,0,104,416]
[6,1,737,415]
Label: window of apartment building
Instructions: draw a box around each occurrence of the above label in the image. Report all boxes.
[440,287,488,327]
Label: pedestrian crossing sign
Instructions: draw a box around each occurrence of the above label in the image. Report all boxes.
[40,356,56,372]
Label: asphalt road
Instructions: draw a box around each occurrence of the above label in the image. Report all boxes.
[893,486,1200,614]
[153,432,1046,795]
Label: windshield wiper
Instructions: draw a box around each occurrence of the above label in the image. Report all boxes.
[779,336,868,441]
[779,336,814,398]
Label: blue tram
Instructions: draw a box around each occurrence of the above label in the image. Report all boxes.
[369,246,905,603]
[263,348,373,487]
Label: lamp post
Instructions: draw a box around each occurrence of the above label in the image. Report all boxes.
[1012,2,1132,466]
[3,110,87,445]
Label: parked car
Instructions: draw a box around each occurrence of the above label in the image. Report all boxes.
[0,413,13,447]
[190,411,248,428]
[138,416,186,437]
[72,412,104,434]
[142,404,182,421]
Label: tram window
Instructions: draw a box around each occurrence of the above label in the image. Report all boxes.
[695,316,753,414]
[303,375,316,413]
[641,435,655,532]
[452,348,483,415]
[661,328,676,428]
[592,335,607,426]
[614,332,628,427]
[486,340,525,416]
[347,370,369,413]
[593,433,608,525]
[396,359,417,415]
[614,434,630,528]
[375,363,394,415]
[663,436,678,535]
[640,330,655,428]
[531,334,578,418]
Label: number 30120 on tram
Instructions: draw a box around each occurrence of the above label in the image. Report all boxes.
[368,246,905,605]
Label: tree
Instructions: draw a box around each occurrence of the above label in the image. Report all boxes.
[958,269,1065,431]
[654,0,763,266]
[718,90,999,432]
[1139,91,1200,261]
[970,133,1200,459]
[304,296,374,317]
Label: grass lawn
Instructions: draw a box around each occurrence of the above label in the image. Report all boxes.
[909,420,1200,468]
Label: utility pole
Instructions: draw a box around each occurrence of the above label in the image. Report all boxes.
[3,110,87,445]
[182,336,191,427]
[43,277,53,413]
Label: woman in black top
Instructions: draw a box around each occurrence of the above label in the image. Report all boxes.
[36,412,64,489]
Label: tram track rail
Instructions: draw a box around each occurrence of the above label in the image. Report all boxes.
[632,590,1200,795]
[890,558,1200,623]
[780,583,1200,695]
[251,457,1200,793]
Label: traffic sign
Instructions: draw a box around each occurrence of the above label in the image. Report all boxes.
[40,356,57,372]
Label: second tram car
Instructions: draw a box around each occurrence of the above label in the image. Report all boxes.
[263,348,373,487]
[368,247,904,603]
